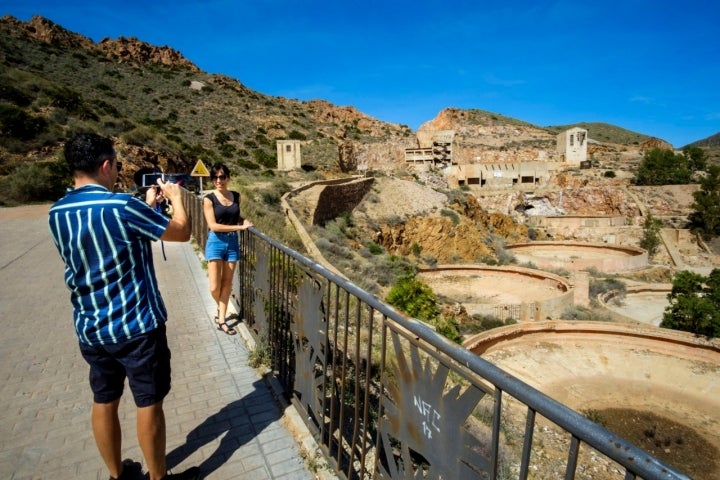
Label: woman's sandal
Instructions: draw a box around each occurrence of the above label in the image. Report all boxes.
[216,321,236,336]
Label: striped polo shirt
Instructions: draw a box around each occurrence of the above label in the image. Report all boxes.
[48,184,170,346]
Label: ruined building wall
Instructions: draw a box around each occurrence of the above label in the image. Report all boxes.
[312,178,375,225]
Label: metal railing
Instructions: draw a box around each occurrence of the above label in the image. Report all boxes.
[182,189,689,479]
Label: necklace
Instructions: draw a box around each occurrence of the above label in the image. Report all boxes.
[214,190,233,206]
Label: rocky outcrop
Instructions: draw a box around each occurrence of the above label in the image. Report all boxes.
[417,108,557,164]
[0,15,199,71]
[370,189,529,264]
[307,99,407,137]
[545,187,639,216]
[1,15,95,49]
[374,216,495,263]
[639,137,674,151]
[97,36,199,71]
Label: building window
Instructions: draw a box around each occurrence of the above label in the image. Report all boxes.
[286,145,292,152]
[569,135,574,146]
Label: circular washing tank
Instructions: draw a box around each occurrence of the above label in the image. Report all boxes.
[507,241,648,273]
[417,265,573,322]
[598,284,672,326]
[464,321,720,477]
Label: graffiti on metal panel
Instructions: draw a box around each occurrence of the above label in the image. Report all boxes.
[291,275,327,416]
[251,246,270,334]
[414,395,441,440]
[378,329,489,478]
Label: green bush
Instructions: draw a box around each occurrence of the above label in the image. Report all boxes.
[639,213,663,256]
[0,160,70,204]
[433,316,462,344]
[288,130,307,140]
[0,104,48,140]
[367,242,383,255]
[634,148,691,185]
[688,165,720,240]
[440,208,460,225]
[0,83,33,106]
[386,274,439,322]
[463,314,515,334]
[661,269,720,338]
[589,277,626,299]
[252,149,276,168]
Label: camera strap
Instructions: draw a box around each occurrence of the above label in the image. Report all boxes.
[155,202,167,261]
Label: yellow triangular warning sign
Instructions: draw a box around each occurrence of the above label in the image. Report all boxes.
[190,160,210,177]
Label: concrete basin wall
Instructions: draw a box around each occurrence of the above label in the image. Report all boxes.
[598,284,672,326]
[507,241,648,272]
[418,265,574,322]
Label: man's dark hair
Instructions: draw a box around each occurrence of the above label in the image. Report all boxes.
[64,133,115,175]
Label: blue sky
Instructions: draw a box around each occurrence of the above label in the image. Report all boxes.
[3,0,719,147]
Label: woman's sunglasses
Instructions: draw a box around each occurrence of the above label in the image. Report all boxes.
[212,175,227,181]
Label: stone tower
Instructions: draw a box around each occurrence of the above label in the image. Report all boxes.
[276,140,302,171]
[556,127,588,166]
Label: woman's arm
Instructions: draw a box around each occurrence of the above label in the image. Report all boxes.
[238,218,254,230]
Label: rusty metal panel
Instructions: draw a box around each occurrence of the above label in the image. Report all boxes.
[377,328,490,478]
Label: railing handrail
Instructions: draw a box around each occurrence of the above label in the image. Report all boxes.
[182,188,691,479]
[247,226,688,480]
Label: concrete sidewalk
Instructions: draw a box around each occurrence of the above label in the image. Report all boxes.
[0,205,315,480]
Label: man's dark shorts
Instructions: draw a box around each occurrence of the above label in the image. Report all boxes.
[79,324,171,407]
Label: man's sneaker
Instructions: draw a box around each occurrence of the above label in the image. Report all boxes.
[163,466,201,480]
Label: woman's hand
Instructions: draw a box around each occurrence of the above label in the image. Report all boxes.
[239,219,254,230]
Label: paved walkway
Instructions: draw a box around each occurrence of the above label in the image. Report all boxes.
[0,205,315,480]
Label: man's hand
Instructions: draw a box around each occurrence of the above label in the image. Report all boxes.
[157,179,190,241]
[144,185,163,207]
[157,179,182,204]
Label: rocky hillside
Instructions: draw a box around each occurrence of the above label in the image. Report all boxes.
[0,14,414,198]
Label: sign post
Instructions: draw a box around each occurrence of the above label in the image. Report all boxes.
[190,160,210,196]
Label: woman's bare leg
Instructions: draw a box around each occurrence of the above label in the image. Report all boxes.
[217,261,237,323]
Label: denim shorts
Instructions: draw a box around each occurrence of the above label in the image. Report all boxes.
[79,324,171,407]
[205,230,239,262]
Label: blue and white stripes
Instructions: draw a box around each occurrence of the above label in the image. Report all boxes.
[49,184,170,346]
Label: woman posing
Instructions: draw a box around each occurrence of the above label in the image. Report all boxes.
[203,163,253,335]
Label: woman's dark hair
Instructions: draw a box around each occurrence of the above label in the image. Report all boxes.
[210,163,230,178]
[64,133,115,175]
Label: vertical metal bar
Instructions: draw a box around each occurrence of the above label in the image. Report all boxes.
[373,314,388,480]
[327,284,340,470]
[318,277,331,452]
[337,289,350,475]
[348,298,362,472]
[624,470,637,480]
[490,388,503,479]
[358,305,375,480]
[565,435,580,480]
[519,407,536,480]
[269,246,279,373]
[278,250,289,387]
